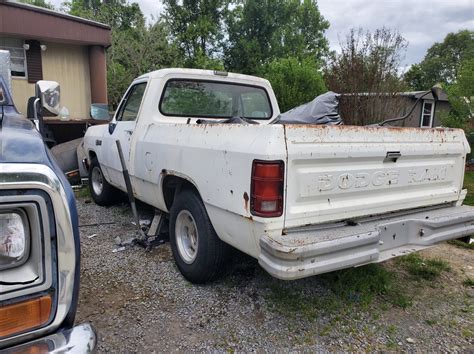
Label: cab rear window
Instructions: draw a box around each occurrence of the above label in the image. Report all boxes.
[159,79,272,119]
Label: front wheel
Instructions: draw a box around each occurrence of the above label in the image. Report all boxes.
[88,157,119,206]
[169,189,230,283]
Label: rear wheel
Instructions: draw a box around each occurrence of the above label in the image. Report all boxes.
[458,236,472,244]
[170,189,230,283]
[89,157,119,206]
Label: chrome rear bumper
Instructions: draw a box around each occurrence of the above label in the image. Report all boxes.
[259,205,474,280]
[4,323,97,353]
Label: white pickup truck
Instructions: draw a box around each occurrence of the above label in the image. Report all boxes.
[83,68,474,283]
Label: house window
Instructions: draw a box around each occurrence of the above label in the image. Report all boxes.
[0,38,27,78]
[420,100,435,128]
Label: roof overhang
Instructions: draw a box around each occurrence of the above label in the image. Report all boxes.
[405,91,449,102]
[340,91,449,102]
[0,0,111,46]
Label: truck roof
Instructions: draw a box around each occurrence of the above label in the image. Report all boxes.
[136,68,271,86]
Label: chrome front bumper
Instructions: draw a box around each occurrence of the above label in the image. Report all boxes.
[4,323,97,353]
[259,205,474,280]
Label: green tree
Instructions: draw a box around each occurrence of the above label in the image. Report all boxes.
[106,22,183,106]
[63,0,182,107]
[262,57,326,112]
[19,0,54,9]
[405,30,474,90]
[442,58,474,132]
[224,0,329,75]
[162,0,228,68]
[65,0,145,30]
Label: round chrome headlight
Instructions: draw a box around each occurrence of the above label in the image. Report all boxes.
[0,211,29,270]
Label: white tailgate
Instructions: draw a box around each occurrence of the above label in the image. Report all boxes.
[284,125,470,228]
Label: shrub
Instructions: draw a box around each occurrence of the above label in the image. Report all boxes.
[262,57,326,113]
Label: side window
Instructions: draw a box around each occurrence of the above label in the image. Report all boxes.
[420,100,434,128]
[0,38,27,78]
[116,83,147,122]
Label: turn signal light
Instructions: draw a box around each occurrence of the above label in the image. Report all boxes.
[250,160,284,217]
[0,295,52,338]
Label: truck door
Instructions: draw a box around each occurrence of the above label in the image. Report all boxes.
[102,81,147,189]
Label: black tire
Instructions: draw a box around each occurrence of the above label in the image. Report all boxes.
[88,157,119,206]
[458,236,472,244]
[169,189,230,283]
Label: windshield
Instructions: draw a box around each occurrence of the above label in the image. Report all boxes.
[160,79,272,119]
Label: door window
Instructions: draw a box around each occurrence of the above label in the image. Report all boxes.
[116,83,147,122]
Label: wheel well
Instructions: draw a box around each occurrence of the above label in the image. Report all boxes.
[89,150,97,161]
[162,175,199,211]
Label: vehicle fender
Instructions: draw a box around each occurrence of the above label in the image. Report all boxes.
[158,169,201,212]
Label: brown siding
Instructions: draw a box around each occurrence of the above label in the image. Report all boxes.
[42,42,91,119]
[12,42,92,119]
[25,40,43,83]
[0,2,111,46]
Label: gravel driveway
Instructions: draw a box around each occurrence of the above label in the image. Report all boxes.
[74,193,474,352]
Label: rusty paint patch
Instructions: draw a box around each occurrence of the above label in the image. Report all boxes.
[243,192,249,211]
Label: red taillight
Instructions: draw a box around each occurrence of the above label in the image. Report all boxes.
[250,160,284,217]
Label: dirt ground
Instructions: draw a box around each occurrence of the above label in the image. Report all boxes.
[74,195,473,352]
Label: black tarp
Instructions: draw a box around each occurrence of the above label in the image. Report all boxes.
[273,91,343,125]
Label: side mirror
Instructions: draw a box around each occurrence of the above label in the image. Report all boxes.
[108,121,116,134]
[35,80,60,115]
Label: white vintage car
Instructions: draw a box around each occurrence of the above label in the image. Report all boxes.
[83,68,474,283]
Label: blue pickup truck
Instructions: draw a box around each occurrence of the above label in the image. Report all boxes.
[0,71,96,351]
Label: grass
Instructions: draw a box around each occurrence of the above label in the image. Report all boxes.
[462,328,473,339]
[463,171,474,206]
[74,185,91,199]
[396,253,450,281]
[320,264,410,308]
[265,263,411,322]
[462,277,474,287]
[264,252,457,323]
[448,239,474,250]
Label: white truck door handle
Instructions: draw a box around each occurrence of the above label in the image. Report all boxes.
[124,129,133,135]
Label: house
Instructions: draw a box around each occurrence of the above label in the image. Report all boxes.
[399,90,451,128]
[338,90,451,127]
[0,0,111,143]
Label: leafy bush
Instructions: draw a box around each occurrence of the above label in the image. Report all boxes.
[441,58,474,133]
[262,57,326,113]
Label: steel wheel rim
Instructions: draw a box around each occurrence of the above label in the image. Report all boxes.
[175,210,199,264]
[91,166,104,196]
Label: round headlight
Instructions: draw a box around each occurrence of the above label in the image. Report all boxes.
[0,212,28,269]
